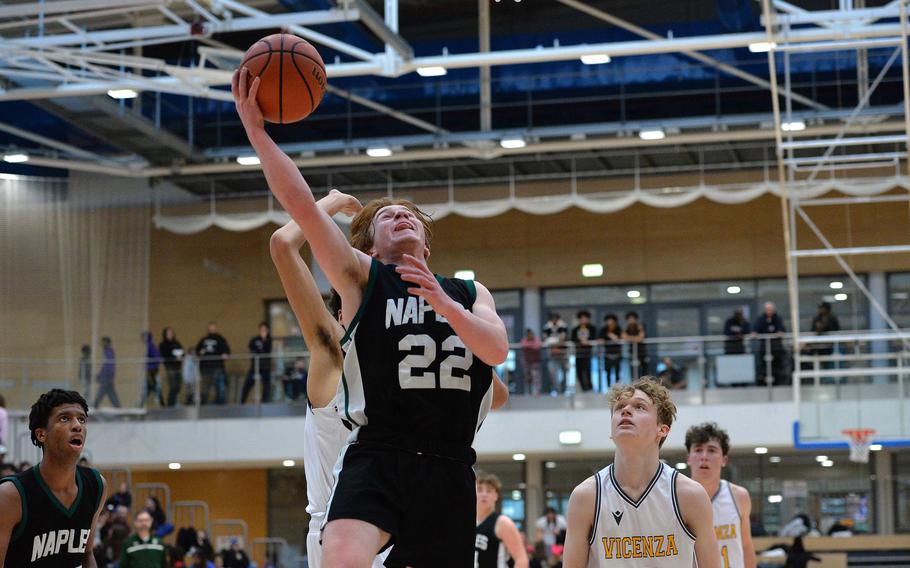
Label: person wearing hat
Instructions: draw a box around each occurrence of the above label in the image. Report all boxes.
[119,509,167,568]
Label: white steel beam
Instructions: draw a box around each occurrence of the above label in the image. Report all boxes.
[0,0,159,19]
[479,0,492,131]
[556,0,828,110]
[350,0,413,59]
[780,134,907,149]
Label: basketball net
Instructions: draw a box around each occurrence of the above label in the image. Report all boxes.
[843,428,876,463]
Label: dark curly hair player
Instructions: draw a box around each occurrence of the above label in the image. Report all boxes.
[0,389,107,567]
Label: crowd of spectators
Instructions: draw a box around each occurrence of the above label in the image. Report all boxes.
[516,300,843,395]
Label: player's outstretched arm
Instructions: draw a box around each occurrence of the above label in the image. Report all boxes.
[232,69,370,314]
[83,473,107,568]
[491,370,509,410]
[395,255,508,364]
[732,483,757,568]
[495,514,529,568]
[270,190,361,408]
[677,476,721,568]
[562,476,597,568]
[0,481,22,565]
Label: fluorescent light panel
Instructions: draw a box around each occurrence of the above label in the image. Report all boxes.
[500,138,526,149]
[726,285,742,294]
[639,129,665,140]
[749,42,775,53]
[559,430,582,445]
[107,88,138,99]
[2,153,29,163]
[236,155,260,166]
[366,147,393,157]
[580,54,611,65]
[754,447,768,454]
[782,120,806,132]
[416,66,447,77]
[582,263,603,278]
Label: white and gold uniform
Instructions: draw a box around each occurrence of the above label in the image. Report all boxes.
[586,463,696,567]
[711,480,744,568]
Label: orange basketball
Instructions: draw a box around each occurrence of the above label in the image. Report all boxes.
[240,33,327,124]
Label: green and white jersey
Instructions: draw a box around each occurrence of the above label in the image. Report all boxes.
[339,259,494,462]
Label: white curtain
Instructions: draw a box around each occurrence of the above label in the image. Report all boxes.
[0,172,150,409]
[153,175,910,234]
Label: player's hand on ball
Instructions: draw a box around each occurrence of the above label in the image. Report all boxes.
[396,254,459,318]
[231,67,264,132]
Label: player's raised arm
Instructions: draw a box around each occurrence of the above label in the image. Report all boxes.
[270,190,361,408]
[562,476,596,568]
[232,69,370,313]
[677,476,721,568]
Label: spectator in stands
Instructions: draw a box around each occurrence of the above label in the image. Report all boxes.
[283,357,307,401]
[811,301,841,363]
[753,301,787,385]
[159,327,184,407]
[106,481,132,509]
[94,336,122,408]
[723,308,751,354]
[535,507,567,566]
[196,322,230,405]
[657,356,686,390]
[79,344,92,401]
[119,509,168,568]
[542,313,569,394]
[194,530,215,562]
[18,461,31,472]
[0,394,7,450]
[241,322,273,404]
[145,496,167,533]
[0,462,16,478]
[598,314,622,389]
[143,331,164,407]
[99,505,131,567]
[571,310,596,392]
[520,329,543,395]
[622,311,648,378]
[779,513,817,538]
[221,539,251,568]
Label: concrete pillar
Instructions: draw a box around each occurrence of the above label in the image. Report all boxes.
[525,456,544,535]
[874,449,895,534]
[524,287,542,335]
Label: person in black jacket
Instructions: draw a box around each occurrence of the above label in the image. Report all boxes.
[785,536,821,568]
[159,327,184,407]
[241,322,273,404]
[753,302,787,385]
[195,322,231,405]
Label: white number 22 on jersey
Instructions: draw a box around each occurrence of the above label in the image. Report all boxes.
[398,334,473,391]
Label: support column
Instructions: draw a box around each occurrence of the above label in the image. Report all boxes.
[868,272,889,384]
[523,288,542,336]
[525,456,544,535]
[874,449,895,534]
[478,0,492,132]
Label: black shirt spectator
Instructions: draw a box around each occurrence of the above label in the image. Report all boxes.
[159,327,184,407]
[242,322,274,404]
[723,309,752,354]
[599,314,622,388]
[571,311,596,392]
[754,301,787,385]
[623,311,648,377]
[196,324,231,372]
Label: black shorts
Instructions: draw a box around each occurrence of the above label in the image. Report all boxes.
[325,442,476,568]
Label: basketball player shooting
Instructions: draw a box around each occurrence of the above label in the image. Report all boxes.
[271,191,510,568]
[685,423,756,568]
[233,69,509,568]
[0,389,107,568]
[562,379,719,568]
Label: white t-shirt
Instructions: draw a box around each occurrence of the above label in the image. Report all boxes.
[536,514,567,549]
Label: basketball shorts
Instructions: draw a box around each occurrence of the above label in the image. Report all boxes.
[325,442,476,568]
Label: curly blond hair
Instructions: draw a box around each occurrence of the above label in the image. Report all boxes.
[607,377,677,448]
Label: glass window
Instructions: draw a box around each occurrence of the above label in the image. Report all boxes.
[758,276,869,332]
[651,281,756,302]
[544,285,649,307]
[541,459,605,515]
[895,451,910,533]
[475,462,528,530]
[267,299,302,338]
[888,273,910,328]
[492,290,522,310]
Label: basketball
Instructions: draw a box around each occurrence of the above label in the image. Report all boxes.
[239,33,327,124]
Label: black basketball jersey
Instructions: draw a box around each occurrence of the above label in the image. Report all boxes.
[339,259,494,462]
[1,464,103,568]
[475,513,512,568]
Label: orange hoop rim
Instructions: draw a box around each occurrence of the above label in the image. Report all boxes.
[842,428,876,443]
